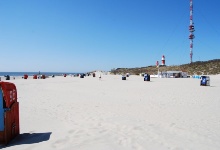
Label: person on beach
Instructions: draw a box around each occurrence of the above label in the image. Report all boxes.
[99,74,101,80]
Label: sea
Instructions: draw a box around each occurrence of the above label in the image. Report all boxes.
[0,72,82,77]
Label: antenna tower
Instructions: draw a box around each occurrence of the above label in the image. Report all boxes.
[189,0,195,63]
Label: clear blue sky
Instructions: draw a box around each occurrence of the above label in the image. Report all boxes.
[0,0,219,72]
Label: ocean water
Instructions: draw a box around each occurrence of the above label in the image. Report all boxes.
[0,72,81,77]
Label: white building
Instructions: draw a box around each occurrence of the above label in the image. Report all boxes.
[157,71,188,78]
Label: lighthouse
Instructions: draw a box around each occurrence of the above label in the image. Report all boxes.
[161,55,165,66]
[156,61,159,67]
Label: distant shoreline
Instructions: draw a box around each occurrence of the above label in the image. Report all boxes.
[0,72,83,77]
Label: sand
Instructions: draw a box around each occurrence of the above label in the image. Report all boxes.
[0,74,220,150]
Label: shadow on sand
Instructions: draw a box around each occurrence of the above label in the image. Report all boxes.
[0,132,52,149]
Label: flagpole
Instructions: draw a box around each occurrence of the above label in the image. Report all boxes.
[158,66,159,78]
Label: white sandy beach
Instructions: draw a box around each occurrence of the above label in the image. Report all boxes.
[0,74,220,150]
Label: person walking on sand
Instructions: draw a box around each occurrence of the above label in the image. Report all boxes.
[99,74,101,80]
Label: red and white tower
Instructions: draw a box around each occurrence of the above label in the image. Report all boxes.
[156,61,159,67]
[189,0,195,63]
[161,55,165,66]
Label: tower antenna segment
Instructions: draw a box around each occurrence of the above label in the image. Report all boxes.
[189,0,195,63]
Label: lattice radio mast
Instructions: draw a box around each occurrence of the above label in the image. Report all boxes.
[189,0,195,63]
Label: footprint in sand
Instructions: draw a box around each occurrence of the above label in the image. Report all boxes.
[51,137,69,148]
